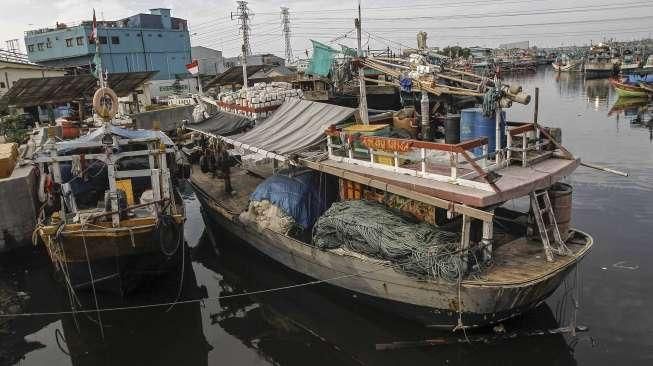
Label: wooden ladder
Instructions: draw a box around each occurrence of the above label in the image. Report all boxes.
[530,190,570,262]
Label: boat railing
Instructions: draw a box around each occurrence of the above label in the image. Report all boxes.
[324,127,501,192]
[506,122,574,166]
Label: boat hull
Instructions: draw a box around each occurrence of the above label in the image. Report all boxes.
[38,215,185,294]
[552,61,581,72]
[610,79,649,97]
[191,180,592,329]
[584,64,615,79]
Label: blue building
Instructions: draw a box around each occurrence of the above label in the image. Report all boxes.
[24,8,191,81]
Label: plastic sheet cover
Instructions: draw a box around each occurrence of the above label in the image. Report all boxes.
[250,171,338,229]
[306,40,338,77]
[234,98,355,155]
[191,111,253,136]
[56,125,174,151]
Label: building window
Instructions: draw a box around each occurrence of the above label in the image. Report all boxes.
[76,37,84,46]
[65,38,73,47]
[111,36,119,44]
[99,36,107,44]
[37,43,44,51]
[27,44,34,52]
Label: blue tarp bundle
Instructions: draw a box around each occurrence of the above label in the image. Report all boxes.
[250,171,336,229]
[627,74,653,85]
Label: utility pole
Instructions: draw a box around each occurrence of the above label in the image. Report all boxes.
[281,7,293,63]
[355,1,369,125]
[232,1,252,89]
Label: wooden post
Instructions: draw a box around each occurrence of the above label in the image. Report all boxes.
[460,215,471,273]
[420,148,426,175]
[482,214,494,262]
[49,143,66,223]
[522,131,528,167]
[450,152,458,179]
[106,153,120,227]
[506,132,512,163]
[355,2,369,125]
[533,87,539,125]
[495,107,502,165]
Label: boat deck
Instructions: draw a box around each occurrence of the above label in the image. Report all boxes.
[316,157,580,207]
[470,232,590,286]
[190,167,592,286]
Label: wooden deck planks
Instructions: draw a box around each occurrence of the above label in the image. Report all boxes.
[476,237,587,284]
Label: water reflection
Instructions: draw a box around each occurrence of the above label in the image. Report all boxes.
[583,79,611,109]
[194,221,578,366]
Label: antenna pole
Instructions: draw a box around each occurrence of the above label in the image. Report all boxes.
[355,1,369,125]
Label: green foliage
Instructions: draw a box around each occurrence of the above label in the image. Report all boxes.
[0,114,29,143]
[438,46,471,59]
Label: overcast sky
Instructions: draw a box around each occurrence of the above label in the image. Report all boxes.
[1,0,652,57]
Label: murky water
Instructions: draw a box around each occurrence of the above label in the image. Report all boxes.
[1,68,653,365]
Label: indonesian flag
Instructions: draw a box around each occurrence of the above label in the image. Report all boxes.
[186,60,199,75]
[89,9,97,43]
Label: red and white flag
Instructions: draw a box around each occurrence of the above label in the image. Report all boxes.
[186,59,199,75]
[89,9,98,43]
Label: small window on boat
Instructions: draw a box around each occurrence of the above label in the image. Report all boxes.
[0,82,5,89]
[27,44,34,52]
[76,36,84,46]
[37,43,44,51]
[111,36,120,44]
[65,38,73,47]
[99,36,108,44]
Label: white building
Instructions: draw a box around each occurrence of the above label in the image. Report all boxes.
[0,60,65,98]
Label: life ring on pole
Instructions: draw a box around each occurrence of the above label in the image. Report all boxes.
[92,87,119,119]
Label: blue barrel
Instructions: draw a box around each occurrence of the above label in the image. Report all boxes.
[459,108,506,156]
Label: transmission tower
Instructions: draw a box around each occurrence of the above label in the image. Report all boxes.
[232,1,252,57]
[281,7,293,63]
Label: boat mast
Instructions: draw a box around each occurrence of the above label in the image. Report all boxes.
[355,1,369,125]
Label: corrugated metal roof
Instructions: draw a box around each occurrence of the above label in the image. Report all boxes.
[204,65,268,88]
[0,71,156,107]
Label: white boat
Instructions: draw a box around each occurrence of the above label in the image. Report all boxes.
[552,54,582,72]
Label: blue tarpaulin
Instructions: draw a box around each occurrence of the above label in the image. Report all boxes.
[250,171,336,229]
[627,74,653,84]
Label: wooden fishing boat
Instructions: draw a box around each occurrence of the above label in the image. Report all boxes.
[584,44,616,79]
[34,88,187,295]
[610,78,649,97]
[639,82,653,94]
[184,95,593,329]
[552,54,581,72]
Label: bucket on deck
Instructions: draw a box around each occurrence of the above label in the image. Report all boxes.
[444,114,460,144]
[460,108,506,156]
[548,182,573,240]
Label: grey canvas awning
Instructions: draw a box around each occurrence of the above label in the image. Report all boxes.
[191,110,253,136]
[234,98,355,155]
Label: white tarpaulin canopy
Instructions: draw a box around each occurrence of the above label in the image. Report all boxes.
[233,98,355,155]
